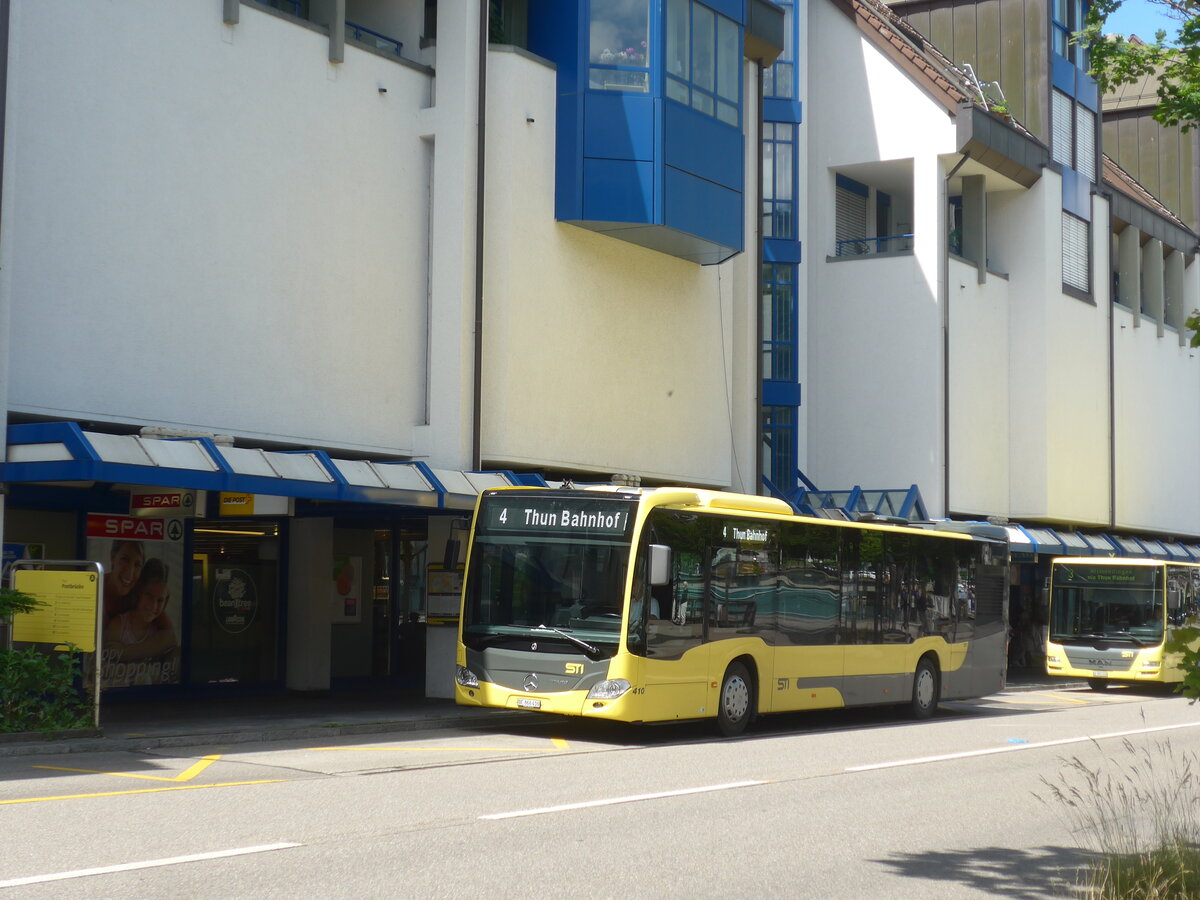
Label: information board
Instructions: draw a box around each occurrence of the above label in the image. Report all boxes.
[12,568,101,652]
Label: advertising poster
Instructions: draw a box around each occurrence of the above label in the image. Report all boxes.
[213,567,259,634]
[331,556,362,624]
[87,514,185,688]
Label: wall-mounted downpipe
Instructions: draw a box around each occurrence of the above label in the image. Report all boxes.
[943,153,970,518]
[471,0,488,470]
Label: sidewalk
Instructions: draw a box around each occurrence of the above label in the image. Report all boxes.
[0,690,533,758]
[0,670,1081,758]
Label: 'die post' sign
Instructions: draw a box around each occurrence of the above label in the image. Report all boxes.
[12,569,101,652]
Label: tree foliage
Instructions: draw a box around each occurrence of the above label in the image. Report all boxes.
[1165,620,1200,701]
[1078,3,1200,346]
[1078,0,1200,132]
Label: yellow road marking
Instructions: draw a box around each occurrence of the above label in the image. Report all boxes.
[550,738,569,749]
[33,754,222,783]
[310,745,561,753]
[0,780,282,805]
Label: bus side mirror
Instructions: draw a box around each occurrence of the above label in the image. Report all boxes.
[649,544,672,586]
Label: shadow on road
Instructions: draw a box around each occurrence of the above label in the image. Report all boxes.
[871,843,1096,898]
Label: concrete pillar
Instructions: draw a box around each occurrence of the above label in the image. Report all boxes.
[962,174,986,283]
[287,517,333,691]
[1141,237,1164,336]
[1117,225,1141,323]
[1165,249,1185,341]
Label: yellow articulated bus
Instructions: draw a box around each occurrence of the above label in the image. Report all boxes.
[1045,557,1200,691]
[455,485,1009,735]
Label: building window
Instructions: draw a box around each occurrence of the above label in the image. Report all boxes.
[666,0,741,126]
[835,176,869,256]
[762,406,797,493]
[1062,211,1090,293]
[762,263,797,382]
[590,0,651,92]
[1052,0,1088,68]
[762,0,794,100]
[763,124,795,239]
[1051,89,1097,181]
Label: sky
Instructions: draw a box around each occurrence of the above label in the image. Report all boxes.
[1102,0,1185,42]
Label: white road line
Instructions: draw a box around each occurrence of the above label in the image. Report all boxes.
[845,720,1200,772]
[480,780,766,820]
[0,843,301,888]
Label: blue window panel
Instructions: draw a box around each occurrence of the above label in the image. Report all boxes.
[664,165,741,249]
[763,238,802,263]
[528,0,584,93]
[1075,71,1099,112]
[762,381,801,407]
[663,100,743,191]
[1062,169,1091,219]
[702,0,742,20]
[835,173,868,196]
[584,92,655,161]
[554,91,584,222]
[1052,54,1076,95]
[763,98,802,124]
[583,158,655,223]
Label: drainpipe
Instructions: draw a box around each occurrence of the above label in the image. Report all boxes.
[471,0,488,470]
[942,152,970,518]
[754,63,764,495]
[1108,220,1116,529]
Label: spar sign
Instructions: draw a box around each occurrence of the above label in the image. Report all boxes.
[87,514,167,541]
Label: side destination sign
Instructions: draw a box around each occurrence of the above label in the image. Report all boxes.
[482,497,634,536]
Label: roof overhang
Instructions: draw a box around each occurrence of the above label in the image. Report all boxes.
[955,104,1048,189]
[1,422,528,510]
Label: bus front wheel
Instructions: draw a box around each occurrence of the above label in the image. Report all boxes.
[911,657,940,719]
[717,661,753,737]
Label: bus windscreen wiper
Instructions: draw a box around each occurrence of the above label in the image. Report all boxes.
[535,624,603,660]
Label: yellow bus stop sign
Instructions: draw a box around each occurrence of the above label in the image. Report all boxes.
[11,569,100,652]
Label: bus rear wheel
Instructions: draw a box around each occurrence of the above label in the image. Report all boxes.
[717,661,753,737]
[1087,678,1110,692]
[910,657,940,719]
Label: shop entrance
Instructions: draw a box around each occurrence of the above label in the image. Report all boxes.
[190,520,281,686]
[330,525,428,686]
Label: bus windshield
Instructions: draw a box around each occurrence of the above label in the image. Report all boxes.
[461,493,637,657]
[1049,563,1164,645]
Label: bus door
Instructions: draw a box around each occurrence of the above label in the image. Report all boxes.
[773,521,842,712]
[638,511,711,720]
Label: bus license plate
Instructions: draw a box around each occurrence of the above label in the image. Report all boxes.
[516,698,542,709]
[1092,671,1107,678]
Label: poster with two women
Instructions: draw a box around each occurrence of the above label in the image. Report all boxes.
[88,514,184,688]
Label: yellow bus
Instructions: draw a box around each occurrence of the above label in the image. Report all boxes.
[455,485,1009,735]
[1045,557,1200,691]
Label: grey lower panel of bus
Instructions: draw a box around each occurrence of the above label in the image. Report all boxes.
[837,634,1006,707]
[1062,645,1137,673]
[466,647,609,693]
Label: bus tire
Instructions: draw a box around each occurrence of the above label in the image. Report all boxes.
[1087,678,1110,692]
[717,661,753,737]
[910,656,940,719]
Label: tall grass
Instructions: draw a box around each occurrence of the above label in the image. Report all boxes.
[1039,738,1200,898]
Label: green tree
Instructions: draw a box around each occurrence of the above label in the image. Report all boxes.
[1166,621,1200,701]
[1078,4,1200,347]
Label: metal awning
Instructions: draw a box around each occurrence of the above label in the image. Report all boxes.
[1138,538,1169,560]
[1054,531,1090,555]
[1022,528,1065,556]
[1080,534,1119,556]
[1111,535,1150,556]
[1159,541,1191,561]
[1005,526,1036,559]
[1,422,523,509]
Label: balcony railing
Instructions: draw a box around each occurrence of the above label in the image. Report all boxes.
[835,233,914,257]
[345,20,403,56]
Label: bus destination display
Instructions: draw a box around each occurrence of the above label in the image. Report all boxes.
[1056,565,1154,587]
[481,497,634,537]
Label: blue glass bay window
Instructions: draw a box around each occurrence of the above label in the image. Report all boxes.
[530,0,773,265]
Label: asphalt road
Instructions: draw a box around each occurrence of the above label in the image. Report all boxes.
[1,683,1195,899]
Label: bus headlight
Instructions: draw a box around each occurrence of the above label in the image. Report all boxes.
[586,679,631,700]
[455,665,480,688]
